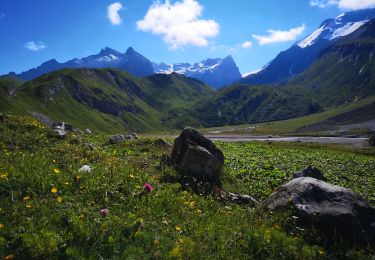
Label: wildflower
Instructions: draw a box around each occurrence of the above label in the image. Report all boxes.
[100,207,109,217]
[23,195,31,201]
[319,249,324,256]
[129,174,134,178]
[57,196,62,203]
[79,165,92,173]
[53,168,61,174]
[51,187,58,194]
[175,226,182,231]
[4,254,15,260]
[25,204,32,208]
[0,172,8,179]
[0,223,4,229]
[143,183,153,193]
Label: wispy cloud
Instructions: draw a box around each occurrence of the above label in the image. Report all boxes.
[241,41,252,48]
[310,0,375,10]
[252,24,306,45]
[24,41,47,51]
[137,0,220,49]
[309,0,338,8]
[107,2,123,25]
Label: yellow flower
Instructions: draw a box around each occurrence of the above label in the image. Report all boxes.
[56,196,62,203]
[53,168,60,174]
[175,226,182,231]
[129,174,135,178]
[319,249,324,256]
[196,209,202,213]
[0,172,8,179]
[23,195,31,201]
[0,223,4,229]
[25,204,32,208]
[51,187,58,194]
[4,254,15,260]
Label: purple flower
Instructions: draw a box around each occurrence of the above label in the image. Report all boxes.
[143,183,153,193]
[100,207,109,217]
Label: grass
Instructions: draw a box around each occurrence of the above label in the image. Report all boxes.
[0,114,374,259]
[198,95,375,136]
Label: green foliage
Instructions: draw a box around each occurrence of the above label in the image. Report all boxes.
[0,114,374,259]
[0,68,213,133]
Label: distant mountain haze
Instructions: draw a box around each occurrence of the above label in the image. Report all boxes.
[6,47,241,89]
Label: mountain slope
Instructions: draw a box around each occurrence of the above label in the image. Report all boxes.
[242,8,375,85]
[187,84,322,127]
[289,19,375,107]
[9,47,155,80]
[187,19,375,129]
[153,56,242,88]
[1,68,214,132]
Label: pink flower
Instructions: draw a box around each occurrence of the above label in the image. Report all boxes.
[143,183,153,193]
[100,207,109,217]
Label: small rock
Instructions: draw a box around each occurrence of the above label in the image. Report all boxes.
[79,165,92,173]
[262,177,375,245]
[82,143,95,150]
[131,133,138,139]
[73,128,84,134]
[53,128,67,138]
[85,128,92,134]
[109,134,126,144]
[171,127,224,184]
[293,165,326,181]
[155,138,169,147]
[228,192,258,206]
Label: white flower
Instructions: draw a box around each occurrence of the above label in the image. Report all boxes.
[79,165,92,173]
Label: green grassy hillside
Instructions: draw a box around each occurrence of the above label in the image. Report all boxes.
[199,95,375,136]
[0,69,213,133]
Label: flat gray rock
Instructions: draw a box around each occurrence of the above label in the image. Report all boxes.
[263,177,375,245]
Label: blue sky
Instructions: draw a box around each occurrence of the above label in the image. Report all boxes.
[0,0,369,75]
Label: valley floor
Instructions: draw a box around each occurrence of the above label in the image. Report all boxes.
[0,114,374,259]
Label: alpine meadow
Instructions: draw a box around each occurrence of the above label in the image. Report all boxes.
[1,1,375,259]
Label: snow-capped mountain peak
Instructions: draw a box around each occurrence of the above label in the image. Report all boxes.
[152,55,241,88]
[297,9,375,49]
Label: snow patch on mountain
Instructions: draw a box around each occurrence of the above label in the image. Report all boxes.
[297,11,371,49]
[331,20,368,39]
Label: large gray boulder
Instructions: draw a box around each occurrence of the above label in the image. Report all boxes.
[263,177,375,245]
[171,128,224,184]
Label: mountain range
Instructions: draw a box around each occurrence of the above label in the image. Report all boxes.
[152,56,241,88]
[6,48,241,89]
[1,8,375,134]
[242,8,375,85]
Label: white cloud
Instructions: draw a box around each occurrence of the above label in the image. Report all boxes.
[24,41,47,51]
[136,0,220,49]
[107,2,123,25]
[252,24,306,45]
[309,0,338,8]
[338,0,375,10]
[241,41,252,48]
[310,0,375,10]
